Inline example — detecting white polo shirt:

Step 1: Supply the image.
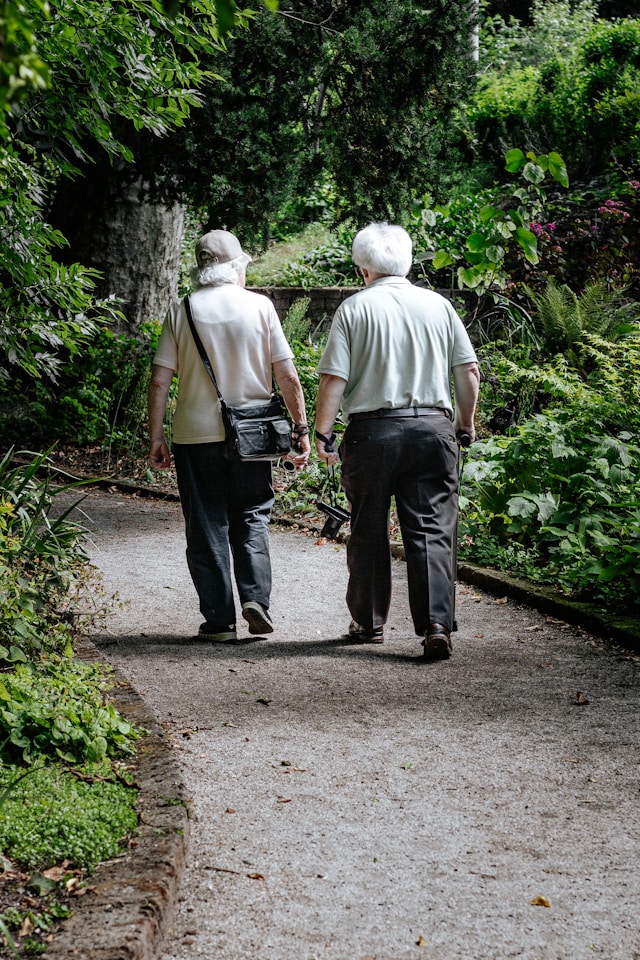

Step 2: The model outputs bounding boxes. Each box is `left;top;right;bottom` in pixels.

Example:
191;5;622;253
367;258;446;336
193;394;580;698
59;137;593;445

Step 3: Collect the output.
153;283;293;444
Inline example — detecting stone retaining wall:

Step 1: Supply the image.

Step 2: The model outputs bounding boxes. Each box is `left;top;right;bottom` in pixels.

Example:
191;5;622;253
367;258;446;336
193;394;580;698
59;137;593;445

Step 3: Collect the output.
248;286;477;337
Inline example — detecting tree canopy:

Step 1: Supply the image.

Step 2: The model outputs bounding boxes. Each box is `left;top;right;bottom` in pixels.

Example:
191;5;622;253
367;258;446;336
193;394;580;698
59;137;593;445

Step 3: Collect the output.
143;0;476;243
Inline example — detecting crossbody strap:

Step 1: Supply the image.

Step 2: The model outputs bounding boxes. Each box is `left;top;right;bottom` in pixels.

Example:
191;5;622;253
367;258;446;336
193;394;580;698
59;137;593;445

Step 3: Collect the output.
183;295;225;402
183;294;281;408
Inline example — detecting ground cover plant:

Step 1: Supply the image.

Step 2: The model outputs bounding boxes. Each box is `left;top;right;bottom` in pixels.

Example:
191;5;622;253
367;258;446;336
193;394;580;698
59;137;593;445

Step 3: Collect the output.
0;454;142;957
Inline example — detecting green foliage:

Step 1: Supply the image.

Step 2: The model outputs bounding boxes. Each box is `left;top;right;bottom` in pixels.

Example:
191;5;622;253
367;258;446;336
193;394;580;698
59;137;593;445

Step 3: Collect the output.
470;9;640;180
282;298;312;344
524;279;640;363
0;894;70;950
463;337;640;608
478;0;598;73
412;149;568;293
0;761;137;869
0;450;91;663
0;0;242;387
0;659;140;766
154;1;477;242
0;323;161;453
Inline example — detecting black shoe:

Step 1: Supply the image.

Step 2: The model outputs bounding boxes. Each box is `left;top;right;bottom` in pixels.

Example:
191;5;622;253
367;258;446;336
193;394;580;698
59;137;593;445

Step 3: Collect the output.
422;623;452;660
346;620;384;643
197;623;237;643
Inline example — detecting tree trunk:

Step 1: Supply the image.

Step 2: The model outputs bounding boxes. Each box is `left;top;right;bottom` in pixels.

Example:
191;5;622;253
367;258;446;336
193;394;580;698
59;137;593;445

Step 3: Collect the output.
51;164;184;332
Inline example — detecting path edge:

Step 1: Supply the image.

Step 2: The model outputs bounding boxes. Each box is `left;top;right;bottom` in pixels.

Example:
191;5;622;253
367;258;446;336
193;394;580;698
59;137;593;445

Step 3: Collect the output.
44;637;189;960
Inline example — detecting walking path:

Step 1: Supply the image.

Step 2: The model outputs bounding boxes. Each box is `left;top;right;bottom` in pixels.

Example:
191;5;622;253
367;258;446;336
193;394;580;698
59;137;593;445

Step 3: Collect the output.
52;489;640;959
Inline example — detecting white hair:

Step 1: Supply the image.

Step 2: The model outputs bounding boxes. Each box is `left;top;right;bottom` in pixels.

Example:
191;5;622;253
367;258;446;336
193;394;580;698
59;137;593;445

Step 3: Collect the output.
352;222;413;277
191;254;251;288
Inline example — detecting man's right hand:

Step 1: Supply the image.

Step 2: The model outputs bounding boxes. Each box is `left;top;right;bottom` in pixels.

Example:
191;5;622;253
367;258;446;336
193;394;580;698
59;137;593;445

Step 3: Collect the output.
315;433;339;466
149;439;172;469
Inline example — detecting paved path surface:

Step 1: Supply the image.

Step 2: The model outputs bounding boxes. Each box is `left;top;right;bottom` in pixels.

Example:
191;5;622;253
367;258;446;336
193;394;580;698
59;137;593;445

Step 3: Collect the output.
81;489;639;960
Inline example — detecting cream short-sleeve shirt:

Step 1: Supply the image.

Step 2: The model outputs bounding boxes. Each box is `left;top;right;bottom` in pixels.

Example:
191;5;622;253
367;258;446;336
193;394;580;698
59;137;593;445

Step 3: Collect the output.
153;284;293;444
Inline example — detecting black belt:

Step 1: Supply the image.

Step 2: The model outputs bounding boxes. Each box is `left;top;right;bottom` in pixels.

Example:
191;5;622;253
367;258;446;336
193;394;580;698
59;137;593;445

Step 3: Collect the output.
349;407;448;421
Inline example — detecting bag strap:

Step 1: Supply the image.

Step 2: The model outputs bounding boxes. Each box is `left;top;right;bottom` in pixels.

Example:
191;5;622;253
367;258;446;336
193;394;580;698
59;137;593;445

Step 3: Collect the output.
183;295;225;403
183;294;284;409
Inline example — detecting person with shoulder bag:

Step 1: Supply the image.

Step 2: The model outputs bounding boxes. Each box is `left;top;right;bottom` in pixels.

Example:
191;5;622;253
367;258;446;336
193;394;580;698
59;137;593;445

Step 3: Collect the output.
148;229;310;643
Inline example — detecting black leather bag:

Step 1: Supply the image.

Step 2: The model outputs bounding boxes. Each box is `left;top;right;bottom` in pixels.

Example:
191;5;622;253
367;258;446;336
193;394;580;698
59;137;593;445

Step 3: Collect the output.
184;296;292;462
222;396;292;462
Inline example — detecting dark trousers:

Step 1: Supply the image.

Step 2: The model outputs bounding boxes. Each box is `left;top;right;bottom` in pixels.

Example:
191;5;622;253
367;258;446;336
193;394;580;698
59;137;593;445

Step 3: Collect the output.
173;442;274;630
340;416;459;635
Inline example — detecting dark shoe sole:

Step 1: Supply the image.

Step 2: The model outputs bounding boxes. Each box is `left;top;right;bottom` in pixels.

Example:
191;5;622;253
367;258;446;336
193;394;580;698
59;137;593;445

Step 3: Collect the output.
196;629;237;643
344;633;384;644
422;633;452;660
242;602;274;635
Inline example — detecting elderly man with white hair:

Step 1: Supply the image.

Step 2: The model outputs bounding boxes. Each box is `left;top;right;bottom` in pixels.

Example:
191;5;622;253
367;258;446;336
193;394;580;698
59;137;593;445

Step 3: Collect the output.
148;229;310;643
315;222;479;660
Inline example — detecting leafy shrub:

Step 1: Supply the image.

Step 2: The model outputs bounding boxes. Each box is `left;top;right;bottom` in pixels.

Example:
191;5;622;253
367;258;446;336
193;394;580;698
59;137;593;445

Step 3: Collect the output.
0;659;141;766
412;148;568;293
0;762;137;869
0;323;160;452
471;13;640;180
462;336;640;608
0;450;91;663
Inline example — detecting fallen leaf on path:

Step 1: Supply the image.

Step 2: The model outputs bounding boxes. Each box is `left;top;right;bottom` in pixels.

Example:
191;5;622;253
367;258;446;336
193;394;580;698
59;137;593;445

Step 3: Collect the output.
19;917;34;937
276;798;291;803
416;935;428;947
42;862;72;881
494;596;508;604
256;697;271;705
226;808;235;814
530;896;551;907
315;537;328;545
247;872;265;880
575;691;590;706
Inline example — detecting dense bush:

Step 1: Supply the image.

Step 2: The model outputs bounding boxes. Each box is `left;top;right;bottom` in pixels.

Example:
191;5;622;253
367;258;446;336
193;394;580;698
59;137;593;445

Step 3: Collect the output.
463;335;640;608
0;323;160;453
469;12;640;180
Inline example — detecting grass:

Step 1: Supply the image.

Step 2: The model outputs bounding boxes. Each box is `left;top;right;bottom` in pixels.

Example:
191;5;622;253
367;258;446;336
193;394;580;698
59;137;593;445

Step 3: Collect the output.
246;223;335;287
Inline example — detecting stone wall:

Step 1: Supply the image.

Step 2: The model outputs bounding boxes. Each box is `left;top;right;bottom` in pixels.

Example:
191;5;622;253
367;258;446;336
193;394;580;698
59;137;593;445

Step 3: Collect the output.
248;287;359;335
248;286;478;337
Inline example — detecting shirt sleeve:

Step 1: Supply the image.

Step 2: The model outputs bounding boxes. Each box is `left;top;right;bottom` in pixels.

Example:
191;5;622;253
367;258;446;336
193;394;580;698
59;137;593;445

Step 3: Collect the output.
450;310;478;367
316;310;351;379
153;302;180;371
269;307;295;363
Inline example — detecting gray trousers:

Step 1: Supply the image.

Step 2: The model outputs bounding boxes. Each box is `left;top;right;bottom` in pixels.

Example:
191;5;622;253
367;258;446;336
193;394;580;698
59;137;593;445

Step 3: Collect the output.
340;416;459;635
173;442;274;631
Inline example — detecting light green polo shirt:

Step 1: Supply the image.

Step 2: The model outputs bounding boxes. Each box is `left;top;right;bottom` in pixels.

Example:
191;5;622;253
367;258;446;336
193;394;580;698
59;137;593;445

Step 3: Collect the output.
317;277;477;419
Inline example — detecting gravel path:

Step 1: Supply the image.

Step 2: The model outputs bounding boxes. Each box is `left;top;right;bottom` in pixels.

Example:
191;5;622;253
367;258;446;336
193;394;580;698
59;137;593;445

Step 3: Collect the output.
83;488;639;960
